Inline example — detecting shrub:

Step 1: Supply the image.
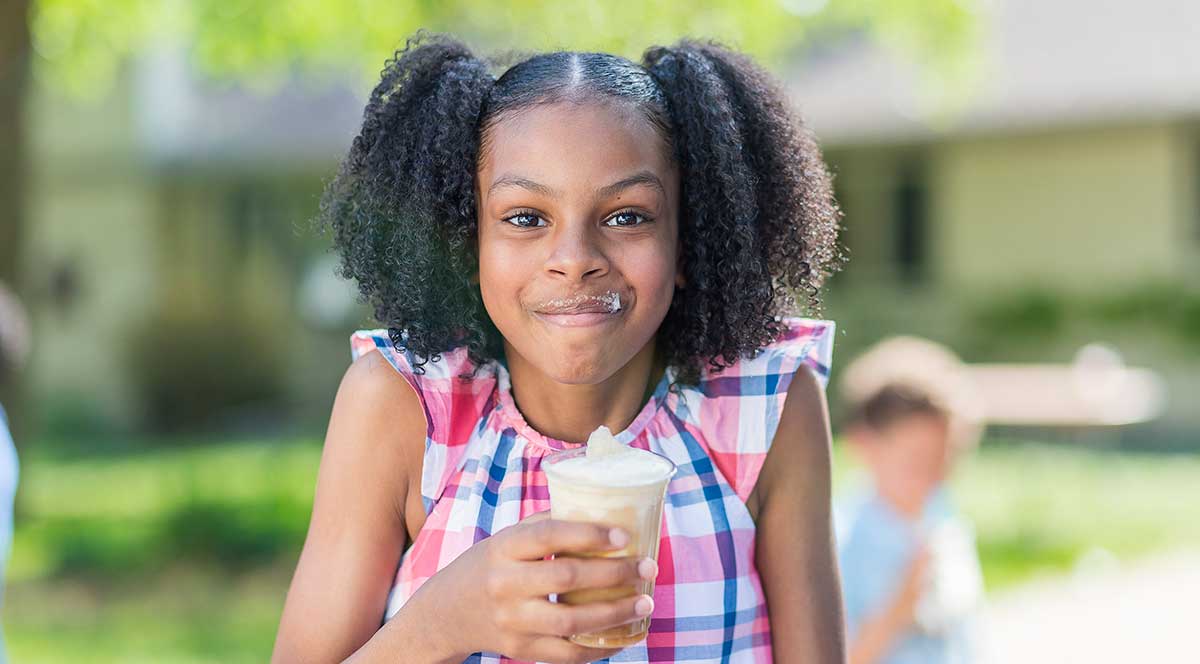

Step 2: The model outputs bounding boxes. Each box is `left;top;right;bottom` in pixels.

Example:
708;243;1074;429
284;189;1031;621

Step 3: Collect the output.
125;295;288;435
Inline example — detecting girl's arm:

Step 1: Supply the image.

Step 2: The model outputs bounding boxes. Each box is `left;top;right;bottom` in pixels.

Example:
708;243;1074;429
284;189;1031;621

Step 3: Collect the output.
751;364;847;664
273;350;652;664
272;349;427;662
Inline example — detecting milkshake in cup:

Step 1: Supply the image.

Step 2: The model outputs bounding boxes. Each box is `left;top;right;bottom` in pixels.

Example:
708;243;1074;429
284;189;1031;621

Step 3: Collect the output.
542;426;676;648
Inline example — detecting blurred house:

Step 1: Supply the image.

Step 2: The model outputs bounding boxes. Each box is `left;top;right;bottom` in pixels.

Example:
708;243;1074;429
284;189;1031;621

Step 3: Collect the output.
787;0;1200;444
23;43;366;434
789;0;1200;293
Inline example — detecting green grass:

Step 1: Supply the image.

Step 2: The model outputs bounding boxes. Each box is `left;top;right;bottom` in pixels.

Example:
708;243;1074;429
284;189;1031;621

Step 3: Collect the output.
7;439;320;663
9;439;318;582
7;562;292;664
5;437;1200;662
951;441;1200;588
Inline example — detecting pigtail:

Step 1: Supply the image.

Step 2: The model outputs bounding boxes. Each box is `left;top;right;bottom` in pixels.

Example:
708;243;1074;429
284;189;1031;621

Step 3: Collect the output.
644;40;843;379
318;32;497;373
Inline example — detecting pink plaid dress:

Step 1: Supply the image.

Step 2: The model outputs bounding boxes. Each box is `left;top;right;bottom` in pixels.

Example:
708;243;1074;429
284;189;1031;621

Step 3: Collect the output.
349;317;836;663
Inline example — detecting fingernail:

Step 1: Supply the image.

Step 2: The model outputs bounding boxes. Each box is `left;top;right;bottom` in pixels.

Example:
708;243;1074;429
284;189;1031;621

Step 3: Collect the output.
635;595;655;616
609;528;629;548
638;558;658;580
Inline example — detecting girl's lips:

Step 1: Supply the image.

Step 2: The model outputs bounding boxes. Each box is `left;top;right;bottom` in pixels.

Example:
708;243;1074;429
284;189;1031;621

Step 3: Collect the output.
533;310;622;328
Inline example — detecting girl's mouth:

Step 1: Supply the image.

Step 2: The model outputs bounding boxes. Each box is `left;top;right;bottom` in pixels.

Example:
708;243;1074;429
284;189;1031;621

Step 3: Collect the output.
532;291;624;327
534;311;620;327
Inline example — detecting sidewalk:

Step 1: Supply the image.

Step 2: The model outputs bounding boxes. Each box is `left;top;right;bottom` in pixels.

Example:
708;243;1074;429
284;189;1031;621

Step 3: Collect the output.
979;549;1200;663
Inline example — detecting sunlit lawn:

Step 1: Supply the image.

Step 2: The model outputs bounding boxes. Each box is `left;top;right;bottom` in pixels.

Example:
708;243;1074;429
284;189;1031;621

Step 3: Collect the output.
5;436;1200;662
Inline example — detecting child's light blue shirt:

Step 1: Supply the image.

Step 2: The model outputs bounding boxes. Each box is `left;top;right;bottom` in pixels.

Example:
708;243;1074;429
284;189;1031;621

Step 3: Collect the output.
835;480;984;664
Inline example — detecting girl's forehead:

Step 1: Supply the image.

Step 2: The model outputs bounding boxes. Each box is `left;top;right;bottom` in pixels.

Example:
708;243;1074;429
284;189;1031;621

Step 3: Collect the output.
478;101;675;189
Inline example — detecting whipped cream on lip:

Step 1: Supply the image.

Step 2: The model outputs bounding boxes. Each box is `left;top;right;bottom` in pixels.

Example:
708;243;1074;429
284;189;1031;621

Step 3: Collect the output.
531;290;625;327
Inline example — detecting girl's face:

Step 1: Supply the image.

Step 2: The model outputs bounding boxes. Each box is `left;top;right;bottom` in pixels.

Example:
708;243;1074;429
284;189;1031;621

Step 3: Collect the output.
476;100;682;385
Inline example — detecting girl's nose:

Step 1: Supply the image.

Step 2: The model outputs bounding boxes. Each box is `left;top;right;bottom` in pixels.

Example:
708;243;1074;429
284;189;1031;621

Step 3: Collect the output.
544;224;610;281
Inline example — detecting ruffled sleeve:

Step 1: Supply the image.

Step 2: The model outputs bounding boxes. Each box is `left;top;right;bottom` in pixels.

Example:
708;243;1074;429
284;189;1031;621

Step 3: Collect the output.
349;330;496;514
689;317;836;502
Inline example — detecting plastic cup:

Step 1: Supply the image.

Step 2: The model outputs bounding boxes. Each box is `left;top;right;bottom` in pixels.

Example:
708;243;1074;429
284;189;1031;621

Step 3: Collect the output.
542;445;676;648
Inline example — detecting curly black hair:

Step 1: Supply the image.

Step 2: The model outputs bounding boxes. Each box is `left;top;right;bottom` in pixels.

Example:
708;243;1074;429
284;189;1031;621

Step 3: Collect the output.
318;31;843;386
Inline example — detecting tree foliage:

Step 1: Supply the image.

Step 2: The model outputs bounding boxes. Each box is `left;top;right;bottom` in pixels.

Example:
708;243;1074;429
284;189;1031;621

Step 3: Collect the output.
30;0;979;98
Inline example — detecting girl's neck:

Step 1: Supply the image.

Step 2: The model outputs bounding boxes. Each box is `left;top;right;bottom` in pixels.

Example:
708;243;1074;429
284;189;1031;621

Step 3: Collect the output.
503;338;665;445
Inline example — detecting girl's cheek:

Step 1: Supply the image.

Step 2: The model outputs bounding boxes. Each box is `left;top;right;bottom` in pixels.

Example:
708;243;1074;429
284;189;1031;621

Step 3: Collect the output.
478;253;536;321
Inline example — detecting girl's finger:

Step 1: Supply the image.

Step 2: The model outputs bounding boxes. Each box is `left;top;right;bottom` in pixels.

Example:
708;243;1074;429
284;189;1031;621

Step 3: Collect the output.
519;593;655;639
499;517;629;561
511;556;654;596
528;636;625;662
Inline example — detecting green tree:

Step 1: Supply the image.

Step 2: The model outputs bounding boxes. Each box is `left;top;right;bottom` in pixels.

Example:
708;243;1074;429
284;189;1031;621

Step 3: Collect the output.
29;0;976;98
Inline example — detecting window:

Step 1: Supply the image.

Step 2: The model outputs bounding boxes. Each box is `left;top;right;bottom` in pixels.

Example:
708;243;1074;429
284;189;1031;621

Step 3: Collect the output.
893;161;928;283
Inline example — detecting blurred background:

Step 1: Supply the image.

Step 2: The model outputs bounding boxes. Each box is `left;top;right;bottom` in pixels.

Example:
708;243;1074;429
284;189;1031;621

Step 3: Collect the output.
1;0;1198;661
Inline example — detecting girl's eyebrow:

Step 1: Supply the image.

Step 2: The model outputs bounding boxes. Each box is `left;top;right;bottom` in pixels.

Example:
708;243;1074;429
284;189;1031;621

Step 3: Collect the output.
595;171;665;201
488;174;558;198
486;170;665;201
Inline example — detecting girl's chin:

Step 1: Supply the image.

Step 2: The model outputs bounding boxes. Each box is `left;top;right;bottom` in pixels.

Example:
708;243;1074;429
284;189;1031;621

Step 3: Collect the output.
532;352;623;386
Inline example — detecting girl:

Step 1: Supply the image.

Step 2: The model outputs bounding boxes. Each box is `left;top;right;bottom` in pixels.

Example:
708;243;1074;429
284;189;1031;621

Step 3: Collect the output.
274;32;845;664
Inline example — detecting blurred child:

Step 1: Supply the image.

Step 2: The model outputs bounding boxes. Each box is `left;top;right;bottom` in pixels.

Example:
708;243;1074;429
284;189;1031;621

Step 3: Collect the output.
835;337;986;664
0;282;30;664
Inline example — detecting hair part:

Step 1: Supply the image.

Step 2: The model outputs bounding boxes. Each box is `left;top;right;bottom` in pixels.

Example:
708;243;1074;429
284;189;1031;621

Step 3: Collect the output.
479;50;673;166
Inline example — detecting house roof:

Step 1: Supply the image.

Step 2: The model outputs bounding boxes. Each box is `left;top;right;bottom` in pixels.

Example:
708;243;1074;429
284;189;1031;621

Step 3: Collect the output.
133;43;365;168
786;0;1200;145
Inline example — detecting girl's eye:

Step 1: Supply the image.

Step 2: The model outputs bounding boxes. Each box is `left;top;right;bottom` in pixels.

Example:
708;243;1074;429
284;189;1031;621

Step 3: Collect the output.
503;213;547;228
604;211;649;227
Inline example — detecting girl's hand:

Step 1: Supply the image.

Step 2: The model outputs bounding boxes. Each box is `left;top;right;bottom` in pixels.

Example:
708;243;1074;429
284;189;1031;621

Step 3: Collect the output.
413;511;658;664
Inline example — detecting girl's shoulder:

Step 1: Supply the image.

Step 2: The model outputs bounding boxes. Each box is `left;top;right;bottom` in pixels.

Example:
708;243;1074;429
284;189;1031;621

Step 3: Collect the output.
677;317;836;503
692;317;836;396
349;329;499;514
350;329;484;382
349;329;498;445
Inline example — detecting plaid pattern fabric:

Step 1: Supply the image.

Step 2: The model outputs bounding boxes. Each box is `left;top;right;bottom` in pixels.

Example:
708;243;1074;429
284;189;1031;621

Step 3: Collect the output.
349;317;836;663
